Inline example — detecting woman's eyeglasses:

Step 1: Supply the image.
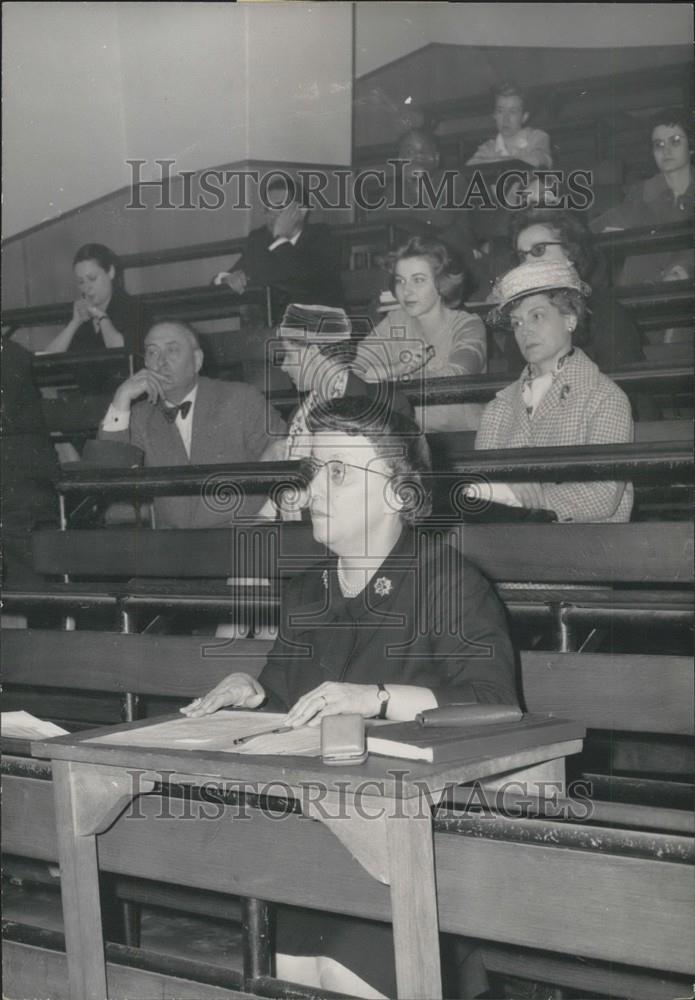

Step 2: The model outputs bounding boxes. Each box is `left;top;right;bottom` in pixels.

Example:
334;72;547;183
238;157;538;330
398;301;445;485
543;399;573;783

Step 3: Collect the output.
517;242;566;263
300;456;390;487
652;135;686;151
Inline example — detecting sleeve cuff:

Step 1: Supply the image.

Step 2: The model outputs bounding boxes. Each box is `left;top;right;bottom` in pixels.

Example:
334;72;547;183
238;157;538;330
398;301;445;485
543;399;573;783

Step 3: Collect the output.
101;404;131;432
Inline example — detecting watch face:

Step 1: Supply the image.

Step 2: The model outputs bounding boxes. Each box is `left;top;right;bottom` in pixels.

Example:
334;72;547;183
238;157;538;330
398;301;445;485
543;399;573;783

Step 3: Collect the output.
377;689;388;702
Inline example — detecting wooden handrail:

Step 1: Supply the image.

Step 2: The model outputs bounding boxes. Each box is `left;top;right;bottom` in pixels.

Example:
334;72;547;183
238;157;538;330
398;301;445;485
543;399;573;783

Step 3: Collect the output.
55;460;305;496
2;285;269;334
264;363;694;409
4;221;692;334
594;221;694;257
52;443;693;498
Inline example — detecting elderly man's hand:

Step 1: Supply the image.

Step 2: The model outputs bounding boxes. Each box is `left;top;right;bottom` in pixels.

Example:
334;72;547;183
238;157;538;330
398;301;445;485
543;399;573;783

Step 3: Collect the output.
113;368;171;410
285;682;379;729
180;672;266;718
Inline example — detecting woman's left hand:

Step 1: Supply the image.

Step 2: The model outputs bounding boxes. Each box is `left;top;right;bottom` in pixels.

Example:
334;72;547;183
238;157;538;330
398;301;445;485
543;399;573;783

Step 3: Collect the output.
285;682;379;728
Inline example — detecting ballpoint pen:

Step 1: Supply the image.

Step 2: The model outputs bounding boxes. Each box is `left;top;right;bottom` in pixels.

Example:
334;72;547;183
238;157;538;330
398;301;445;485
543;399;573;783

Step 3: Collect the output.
232;725;293;746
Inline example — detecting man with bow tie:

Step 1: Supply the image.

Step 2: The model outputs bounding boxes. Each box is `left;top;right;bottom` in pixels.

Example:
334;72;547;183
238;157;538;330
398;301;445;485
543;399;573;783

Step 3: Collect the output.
99;320;286;527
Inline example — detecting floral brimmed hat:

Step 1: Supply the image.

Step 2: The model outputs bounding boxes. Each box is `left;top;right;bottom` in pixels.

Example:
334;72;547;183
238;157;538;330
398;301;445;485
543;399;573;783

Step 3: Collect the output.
490;259;591;323
278;303;352;343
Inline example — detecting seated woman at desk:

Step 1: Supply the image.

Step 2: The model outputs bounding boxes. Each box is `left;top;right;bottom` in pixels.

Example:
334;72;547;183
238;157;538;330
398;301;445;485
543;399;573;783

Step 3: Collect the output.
45;243;150;355
476;258;634;523
355;236;487;433
183;398;517;998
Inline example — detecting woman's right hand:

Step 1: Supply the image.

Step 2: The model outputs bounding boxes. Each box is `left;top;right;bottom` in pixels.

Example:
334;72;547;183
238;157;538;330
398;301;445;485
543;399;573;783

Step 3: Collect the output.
180;673;266;718
72;298;91;324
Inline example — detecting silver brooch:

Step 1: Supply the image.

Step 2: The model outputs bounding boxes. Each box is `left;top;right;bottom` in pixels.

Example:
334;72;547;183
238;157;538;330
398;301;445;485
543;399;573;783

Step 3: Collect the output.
374;576;392;597
560;384;571;401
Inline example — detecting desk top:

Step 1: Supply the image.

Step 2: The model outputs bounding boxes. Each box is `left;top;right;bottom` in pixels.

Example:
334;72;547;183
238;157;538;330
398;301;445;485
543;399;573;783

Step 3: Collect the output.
32;714;585;800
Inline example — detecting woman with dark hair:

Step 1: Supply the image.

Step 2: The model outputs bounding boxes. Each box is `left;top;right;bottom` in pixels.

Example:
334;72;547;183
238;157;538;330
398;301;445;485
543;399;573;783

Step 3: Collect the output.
356;236;487;432
591;107;694;285
477;259;634;523
508;208;644;373
45;243;150;355
183;396;516;998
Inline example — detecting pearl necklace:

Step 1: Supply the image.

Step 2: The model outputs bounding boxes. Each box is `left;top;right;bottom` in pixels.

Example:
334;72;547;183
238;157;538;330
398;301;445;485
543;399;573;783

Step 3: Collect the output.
337;561;366;598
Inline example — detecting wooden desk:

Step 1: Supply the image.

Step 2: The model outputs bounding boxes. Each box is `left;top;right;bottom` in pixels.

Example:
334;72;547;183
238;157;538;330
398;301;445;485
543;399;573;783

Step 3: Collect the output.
33;716;584;1000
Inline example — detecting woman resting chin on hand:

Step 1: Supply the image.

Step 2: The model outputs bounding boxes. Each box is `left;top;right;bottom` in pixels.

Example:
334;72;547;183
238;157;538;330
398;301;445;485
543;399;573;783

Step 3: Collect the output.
45;243;149;355
181;398;517;1000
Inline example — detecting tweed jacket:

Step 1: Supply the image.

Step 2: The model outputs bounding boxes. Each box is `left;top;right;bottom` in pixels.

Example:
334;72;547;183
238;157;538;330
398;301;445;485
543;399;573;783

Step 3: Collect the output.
99;376;286;528
475;348;633;522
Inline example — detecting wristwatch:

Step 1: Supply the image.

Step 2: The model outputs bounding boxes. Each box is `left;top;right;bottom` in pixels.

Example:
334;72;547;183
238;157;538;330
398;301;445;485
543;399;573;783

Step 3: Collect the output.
376;683;390;720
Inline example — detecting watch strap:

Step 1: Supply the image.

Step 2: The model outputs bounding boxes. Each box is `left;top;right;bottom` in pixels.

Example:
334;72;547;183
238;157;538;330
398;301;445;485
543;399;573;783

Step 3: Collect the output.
377;682;390;720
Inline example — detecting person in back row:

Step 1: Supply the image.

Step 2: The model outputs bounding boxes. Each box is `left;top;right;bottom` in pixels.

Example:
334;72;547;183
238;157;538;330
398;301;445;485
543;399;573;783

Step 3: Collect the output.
591;107;694;286
355;236;487;433
212;174;344;314
476;259;633;523
46;243;150;356
467;82;553;169
376;127;480;264
98;320;286;527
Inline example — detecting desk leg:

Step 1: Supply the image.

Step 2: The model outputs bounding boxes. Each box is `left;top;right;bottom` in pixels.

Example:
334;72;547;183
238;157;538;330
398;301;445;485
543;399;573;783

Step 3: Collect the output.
308;791;443;999
385;802;443;1000
53;761;108;1000
52;761;146;1000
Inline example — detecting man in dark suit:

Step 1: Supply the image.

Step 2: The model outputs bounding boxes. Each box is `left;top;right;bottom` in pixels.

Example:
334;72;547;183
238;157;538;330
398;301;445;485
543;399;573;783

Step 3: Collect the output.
99;320;286;527
213;175;344;312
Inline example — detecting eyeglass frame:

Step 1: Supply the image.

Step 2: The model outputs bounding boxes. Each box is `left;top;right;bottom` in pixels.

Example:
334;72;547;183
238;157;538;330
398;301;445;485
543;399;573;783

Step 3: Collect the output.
300;455;392;487
652;134;687;151
517;241;567;263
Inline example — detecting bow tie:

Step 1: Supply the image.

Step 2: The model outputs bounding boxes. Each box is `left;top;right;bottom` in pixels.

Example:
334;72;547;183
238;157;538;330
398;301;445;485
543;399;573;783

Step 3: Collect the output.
161;400;192;423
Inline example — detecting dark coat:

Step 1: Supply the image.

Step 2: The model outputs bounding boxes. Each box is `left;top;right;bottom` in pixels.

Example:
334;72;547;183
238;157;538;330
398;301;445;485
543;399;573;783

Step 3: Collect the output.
233;223;344;310
259;525;517;712
69;288;151;357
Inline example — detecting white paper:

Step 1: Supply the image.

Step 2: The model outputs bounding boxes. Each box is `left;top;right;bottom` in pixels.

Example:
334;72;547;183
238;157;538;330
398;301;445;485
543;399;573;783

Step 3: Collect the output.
85;710;321;755
1;711;69;740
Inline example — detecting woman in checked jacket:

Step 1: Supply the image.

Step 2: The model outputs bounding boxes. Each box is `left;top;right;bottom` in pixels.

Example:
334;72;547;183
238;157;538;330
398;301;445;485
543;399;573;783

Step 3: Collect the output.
476;258;634;522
